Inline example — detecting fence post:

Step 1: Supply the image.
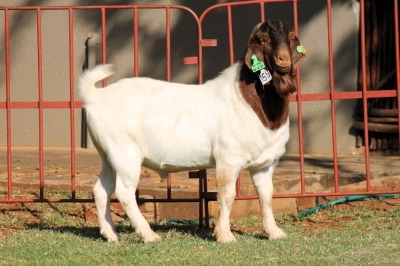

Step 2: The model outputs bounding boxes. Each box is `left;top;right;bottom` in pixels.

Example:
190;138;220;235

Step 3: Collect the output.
81;32;100;148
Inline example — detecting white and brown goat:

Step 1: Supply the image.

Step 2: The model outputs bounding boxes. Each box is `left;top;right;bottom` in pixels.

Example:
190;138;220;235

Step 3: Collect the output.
79;19;306;243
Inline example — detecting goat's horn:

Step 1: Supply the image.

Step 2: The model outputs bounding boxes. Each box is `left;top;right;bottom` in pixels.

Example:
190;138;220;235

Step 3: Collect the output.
248;23;263;40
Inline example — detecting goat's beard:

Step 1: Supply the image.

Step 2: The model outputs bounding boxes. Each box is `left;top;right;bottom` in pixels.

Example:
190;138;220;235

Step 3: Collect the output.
272;71;296;97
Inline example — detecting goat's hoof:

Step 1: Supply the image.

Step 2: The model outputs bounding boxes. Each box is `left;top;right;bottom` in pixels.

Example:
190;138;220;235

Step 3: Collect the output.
141;231;162;243
101;231;120;243
216;232;237;243
268;228;287;240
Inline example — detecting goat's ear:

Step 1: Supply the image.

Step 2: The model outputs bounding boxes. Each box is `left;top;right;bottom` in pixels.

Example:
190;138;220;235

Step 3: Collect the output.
244;43;264;70
244;23;265;70
289;31;306;69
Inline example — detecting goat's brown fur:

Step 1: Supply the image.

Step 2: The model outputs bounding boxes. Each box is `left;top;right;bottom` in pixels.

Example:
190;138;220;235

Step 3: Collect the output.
239;19;305;130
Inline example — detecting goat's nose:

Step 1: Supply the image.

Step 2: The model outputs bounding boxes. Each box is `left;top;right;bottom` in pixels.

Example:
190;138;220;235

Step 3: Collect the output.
277;52;290;64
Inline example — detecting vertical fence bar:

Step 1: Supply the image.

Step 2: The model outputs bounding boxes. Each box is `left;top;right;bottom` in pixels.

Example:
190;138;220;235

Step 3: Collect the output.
359;0;372;191
5;8;12;200
133;7;139;77
236;177;242;198
326;0;340;192
167;175;172;199
198;170;204;227
101;8;107;87
132;8;140;199
69;8;76;199
165;7;172;199
37;8;45;199
166;7;171;81
196;15;205;226
204;173;211;228
292;0;306;194
227;5;234;65
394;0;400;150
197;27;203;85
259;2;265;22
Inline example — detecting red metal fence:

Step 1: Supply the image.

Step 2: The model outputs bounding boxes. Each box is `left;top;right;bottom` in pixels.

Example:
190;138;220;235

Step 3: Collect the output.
1;0;399;225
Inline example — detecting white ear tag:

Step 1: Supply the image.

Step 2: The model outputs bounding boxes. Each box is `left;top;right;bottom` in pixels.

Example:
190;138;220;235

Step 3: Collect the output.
259;69;272;85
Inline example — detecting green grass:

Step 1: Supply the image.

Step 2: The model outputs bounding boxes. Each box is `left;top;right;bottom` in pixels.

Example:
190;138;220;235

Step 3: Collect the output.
0;200;399;265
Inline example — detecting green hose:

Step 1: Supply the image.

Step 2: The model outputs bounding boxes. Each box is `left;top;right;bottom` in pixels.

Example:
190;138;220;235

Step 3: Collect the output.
298;194;397;218
159;218;199;225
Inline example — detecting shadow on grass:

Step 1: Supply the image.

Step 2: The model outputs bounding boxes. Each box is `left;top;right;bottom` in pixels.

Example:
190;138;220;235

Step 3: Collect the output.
6;201;280;243
22;219;287;243
25;222;218;242
148;223;216;242
18;200;274;242
26;224;101;241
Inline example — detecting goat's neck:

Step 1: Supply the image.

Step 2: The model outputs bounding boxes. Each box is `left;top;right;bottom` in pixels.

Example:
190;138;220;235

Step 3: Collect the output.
239;64;290;130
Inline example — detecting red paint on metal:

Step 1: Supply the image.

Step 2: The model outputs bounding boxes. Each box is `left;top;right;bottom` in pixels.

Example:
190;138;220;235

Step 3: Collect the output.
227;6;234;65
3;101;83;108
236;175;242;198
36;8;45;200
5;8;12;200
133;8;139;77
359;0;372;192
166;7;171;82
326;0;340;193
260;2;265;22
288;90;397;102
292;0;306;195
200;39;218;47
183;56;199;65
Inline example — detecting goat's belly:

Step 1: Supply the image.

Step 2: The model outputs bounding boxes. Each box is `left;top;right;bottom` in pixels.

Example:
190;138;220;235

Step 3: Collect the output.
141;135;215;172
143;150;215;172
140;115;215;171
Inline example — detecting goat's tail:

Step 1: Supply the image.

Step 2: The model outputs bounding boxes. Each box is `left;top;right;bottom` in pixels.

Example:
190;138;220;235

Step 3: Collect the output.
79;64;114;104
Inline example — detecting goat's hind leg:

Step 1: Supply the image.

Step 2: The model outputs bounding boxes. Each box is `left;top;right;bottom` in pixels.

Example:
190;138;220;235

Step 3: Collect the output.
112;151;161;243
251;166;287;240
93;158;120;243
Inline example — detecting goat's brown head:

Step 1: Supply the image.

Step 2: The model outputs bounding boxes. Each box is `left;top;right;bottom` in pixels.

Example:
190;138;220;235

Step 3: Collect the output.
243;19;306;96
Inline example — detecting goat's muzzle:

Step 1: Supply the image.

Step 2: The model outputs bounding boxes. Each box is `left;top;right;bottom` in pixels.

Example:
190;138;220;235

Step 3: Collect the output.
274;47;291;67
274;44;306;75
272;46;291;74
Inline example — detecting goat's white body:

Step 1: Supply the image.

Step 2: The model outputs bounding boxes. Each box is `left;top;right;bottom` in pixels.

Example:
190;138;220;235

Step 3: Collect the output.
80;63;289;243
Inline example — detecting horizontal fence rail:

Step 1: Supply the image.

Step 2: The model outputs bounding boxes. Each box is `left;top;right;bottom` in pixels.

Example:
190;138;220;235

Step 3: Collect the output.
1;0;399;226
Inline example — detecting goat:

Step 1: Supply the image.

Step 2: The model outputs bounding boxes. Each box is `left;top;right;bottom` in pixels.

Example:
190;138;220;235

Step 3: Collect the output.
79;19;306;243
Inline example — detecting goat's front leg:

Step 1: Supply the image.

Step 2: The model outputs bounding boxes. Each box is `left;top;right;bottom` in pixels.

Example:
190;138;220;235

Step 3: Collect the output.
214;167;239;243
251;166;287;240
93;158;119;243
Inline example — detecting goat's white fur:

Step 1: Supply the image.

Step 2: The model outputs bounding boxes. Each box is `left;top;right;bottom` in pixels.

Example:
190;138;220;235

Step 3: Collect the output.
80;63;289;243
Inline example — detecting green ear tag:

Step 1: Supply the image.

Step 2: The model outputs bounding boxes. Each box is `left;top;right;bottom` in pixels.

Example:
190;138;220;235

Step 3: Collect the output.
296;45;306;55
251;55;265;73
